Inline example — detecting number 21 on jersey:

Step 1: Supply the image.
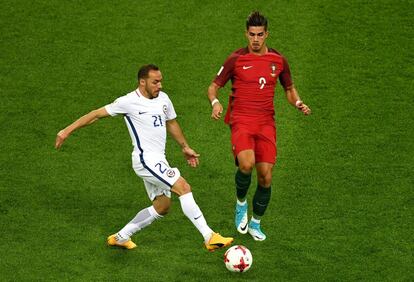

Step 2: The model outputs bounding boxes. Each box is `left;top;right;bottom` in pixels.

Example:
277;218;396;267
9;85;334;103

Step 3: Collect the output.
152;115;163;127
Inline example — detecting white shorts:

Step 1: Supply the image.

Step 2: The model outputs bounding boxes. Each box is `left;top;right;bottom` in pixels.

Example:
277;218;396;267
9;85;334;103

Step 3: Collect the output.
132;154;181;201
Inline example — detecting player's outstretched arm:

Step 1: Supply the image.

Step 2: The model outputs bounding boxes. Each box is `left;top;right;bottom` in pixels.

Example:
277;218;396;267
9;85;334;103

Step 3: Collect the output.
166;119;200;167
285;86;311;115
207;82;223;120
55;107;110;149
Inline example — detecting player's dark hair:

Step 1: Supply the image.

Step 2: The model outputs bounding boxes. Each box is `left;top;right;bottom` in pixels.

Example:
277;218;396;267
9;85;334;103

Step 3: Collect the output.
246;11;268;31
138;64;159;80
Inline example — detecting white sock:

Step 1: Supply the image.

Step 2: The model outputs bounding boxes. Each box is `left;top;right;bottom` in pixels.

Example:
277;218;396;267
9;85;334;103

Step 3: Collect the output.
179;192;213;243
117;206;162;242
237;199;247;206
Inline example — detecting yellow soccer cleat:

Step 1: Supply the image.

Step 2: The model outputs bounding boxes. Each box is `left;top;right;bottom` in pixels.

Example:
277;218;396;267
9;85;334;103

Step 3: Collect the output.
107;234;137;250
205;233;234;252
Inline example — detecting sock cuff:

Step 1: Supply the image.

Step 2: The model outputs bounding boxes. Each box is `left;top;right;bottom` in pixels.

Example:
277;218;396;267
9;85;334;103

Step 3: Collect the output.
237;199;247;206
257;185;271;192
148;205;163;219
237;169;252;178
179;192;193;201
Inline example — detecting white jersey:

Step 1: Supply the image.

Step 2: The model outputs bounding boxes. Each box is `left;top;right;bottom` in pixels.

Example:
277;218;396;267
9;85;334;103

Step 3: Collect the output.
105;89;177;161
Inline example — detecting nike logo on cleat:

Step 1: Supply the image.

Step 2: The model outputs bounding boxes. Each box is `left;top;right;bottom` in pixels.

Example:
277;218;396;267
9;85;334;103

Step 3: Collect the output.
240;223;248;231
210;243;224;247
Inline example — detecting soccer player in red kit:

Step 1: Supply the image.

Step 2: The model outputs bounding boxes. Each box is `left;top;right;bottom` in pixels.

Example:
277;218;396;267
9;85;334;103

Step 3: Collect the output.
207;11;311;241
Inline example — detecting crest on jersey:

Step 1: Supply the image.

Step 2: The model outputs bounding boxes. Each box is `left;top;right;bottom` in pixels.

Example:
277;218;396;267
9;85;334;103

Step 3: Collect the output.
163;105;167;114
166;169;175;178
270;63;277;77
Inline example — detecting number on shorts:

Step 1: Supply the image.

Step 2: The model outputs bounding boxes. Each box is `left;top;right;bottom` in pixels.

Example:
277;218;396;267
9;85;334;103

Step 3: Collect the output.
155;162;167;173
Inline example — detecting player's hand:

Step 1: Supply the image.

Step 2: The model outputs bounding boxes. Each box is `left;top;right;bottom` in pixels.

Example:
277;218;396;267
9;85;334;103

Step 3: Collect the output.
55;130;69;149
211;103;223;120
296;101;311;115
182;146;200;168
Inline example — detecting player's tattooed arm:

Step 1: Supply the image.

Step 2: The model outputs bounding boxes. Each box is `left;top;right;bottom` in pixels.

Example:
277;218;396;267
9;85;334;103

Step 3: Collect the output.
166;119;200;167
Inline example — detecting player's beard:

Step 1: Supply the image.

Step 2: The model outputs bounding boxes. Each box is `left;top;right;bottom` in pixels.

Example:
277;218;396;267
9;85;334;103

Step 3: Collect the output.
251;42;261;52
152;90;160;98
145;85;160;99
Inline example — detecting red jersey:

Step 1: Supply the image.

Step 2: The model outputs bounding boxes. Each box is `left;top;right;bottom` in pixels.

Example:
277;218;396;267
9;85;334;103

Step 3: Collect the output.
214;47;293;125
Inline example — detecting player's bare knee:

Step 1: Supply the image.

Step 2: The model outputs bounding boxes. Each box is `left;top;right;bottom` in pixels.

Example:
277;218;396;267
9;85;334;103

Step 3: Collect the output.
153;196;171;215
238;162;255;174
153;202;170;215
171;177;192;196
182;182;192;194
155;205;170;215
258;174;272;187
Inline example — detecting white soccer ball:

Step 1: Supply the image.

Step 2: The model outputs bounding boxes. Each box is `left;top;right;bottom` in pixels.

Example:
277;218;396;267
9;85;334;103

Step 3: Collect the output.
224;245;253;273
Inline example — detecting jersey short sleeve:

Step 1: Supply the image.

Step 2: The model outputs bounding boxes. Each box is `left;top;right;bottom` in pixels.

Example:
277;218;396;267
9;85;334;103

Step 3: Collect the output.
105;95;130;116
164;95;177;121
213;53;239;87
279;56;293;89
213;48;249;87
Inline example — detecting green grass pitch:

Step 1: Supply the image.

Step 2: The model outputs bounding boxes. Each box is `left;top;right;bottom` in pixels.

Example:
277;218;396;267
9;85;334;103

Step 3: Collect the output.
1;0;413;281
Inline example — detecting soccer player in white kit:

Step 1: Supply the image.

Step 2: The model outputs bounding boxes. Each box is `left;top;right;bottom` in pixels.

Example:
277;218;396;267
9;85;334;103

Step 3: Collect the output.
55;64;233;251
